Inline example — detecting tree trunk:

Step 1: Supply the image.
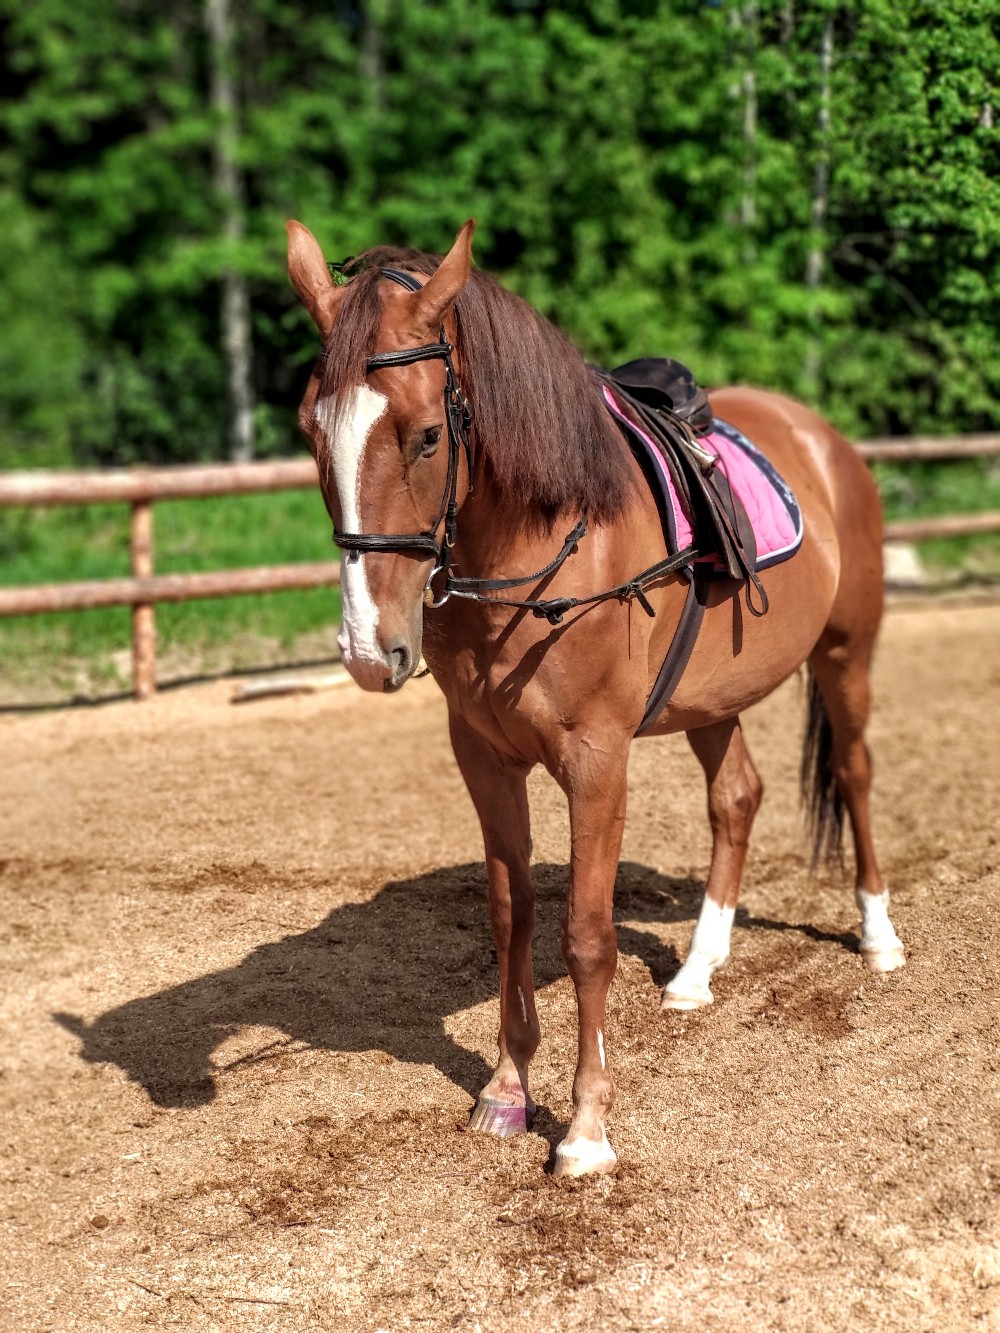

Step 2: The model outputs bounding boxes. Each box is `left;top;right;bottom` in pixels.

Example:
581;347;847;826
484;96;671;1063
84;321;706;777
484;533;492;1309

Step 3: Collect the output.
804;15;833;395
729;1;758;263
206;0;254;462
362;0;386;116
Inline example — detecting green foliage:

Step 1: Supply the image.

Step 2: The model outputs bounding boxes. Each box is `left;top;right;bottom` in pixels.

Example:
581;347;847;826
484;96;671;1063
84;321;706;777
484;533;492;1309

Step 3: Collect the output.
824;0;1000;435
0;189;88;469
0;0;998;468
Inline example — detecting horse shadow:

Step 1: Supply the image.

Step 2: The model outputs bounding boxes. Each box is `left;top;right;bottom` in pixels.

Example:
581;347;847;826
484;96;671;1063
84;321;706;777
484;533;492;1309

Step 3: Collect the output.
53;859;853;1114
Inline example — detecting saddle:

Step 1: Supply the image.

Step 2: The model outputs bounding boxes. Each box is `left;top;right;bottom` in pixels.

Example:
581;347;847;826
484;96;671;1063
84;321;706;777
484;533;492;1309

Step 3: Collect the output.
609;356;714;433
604;358;760;591
600;358;784;733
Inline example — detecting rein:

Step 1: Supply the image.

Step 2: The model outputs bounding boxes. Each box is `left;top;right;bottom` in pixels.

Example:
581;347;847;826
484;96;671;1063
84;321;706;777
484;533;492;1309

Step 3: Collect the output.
444;518;699;626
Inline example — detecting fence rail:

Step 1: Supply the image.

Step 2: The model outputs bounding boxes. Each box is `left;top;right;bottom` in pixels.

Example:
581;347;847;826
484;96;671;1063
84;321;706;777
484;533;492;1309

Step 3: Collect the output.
0;562;343;616
854;434;1000;463
853;434;1000;542
0;458;319;508
0;457;331;699
1;435;998;699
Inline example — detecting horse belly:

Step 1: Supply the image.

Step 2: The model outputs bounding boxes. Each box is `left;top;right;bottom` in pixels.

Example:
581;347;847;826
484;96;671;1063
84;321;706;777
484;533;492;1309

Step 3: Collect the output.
653;560;837;732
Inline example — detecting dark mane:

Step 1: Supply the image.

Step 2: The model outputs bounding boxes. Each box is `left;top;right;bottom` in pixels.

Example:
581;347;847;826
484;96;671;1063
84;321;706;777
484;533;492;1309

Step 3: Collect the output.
318;246;635;523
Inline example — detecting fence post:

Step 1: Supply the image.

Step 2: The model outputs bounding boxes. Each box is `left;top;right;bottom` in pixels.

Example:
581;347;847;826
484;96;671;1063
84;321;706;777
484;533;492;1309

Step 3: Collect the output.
131;500;156;699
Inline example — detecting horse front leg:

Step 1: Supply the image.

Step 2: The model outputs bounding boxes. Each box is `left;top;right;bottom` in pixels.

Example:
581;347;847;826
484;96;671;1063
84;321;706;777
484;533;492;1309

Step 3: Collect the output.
552;738;629;1177
449;712;540;1136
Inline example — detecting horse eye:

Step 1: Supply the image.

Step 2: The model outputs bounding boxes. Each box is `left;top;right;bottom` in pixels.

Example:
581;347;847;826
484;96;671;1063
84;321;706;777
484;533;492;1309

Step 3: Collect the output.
421;425;443;456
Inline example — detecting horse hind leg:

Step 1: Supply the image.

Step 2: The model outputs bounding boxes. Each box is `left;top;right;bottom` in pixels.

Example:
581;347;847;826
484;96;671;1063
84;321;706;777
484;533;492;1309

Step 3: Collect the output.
804;638;905;973
663;718;762;1010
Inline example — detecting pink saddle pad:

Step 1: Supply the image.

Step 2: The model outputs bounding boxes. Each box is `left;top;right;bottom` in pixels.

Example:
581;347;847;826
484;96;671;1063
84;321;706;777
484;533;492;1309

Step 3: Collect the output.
602;386;803;571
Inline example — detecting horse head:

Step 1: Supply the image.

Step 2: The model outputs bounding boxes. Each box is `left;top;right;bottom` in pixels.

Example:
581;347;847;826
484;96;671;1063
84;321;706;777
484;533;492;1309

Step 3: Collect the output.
287;219;476;692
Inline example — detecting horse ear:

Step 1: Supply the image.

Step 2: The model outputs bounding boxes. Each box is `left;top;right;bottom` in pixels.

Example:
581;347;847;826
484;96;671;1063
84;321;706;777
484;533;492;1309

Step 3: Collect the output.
286;220;344;338
412;219;475;331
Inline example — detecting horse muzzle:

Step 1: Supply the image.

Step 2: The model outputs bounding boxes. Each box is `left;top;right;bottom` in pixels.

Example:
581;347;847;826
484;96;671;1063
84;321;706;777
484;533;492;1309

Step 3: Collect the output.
338;628;419;693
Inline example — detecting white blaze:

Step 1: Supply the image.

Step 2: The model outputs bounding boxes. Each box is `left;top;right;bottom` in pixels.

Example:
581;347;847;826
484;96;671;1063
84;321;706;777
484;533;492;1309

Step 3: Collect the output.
315;386;389;669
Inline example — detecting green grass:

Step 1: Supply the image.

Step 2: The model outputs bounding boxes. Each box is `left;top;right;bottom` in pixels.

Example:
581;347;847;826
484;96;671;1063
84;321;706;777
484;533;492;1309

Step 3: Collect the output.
874;456;1000;578
0;456;997;698
0;487;343;688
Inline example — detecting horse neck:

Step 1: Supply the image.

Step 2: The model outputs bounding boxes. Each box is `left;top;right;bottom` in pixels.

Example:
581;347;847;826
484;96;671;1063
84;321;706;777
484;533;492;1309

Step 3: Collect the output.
453;466;538;578
450;302;632;565
452;400;628;578
450;463;592;591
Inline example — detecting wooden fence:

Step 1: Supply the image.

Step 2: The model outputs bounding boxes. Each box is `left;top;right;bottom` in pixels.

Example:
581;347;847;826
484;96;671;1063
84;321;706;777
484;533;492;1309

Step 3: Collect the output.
0;459;328;700
1;436;998;699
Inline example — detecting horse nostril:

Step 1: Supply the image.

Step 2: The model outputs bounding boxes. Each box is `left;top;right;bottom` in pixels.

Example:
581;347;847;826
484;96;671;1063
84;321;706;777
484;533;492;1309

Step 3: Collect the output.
387;643;412;686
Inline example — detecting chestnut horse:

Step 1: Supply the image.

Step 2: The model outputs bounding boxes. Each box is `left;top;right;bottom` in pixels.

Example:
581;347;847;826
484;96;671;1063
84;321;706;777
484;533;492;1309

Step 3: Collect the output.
286;219;905;1177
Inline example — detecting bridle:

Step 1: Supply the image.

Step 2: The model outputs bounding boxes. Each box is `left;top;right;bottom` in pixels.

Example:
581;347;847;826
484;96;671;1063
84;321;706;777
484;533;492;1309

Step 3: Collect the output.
331;267;474;609
328;264;699;626
324;260;770;731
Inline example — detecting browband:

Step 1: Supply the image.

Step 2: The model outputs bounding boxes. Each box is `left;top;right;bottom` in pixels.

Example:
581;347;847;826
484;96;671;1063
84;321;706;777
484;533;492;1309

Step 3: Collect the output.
367;341;453;371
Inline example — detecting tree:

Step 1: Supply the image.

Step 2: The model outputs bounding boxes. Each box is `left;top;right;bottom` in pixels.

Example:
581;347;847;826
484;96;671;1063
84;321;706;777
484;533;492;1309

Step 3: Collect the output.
206;0;255;461
0;0;996;470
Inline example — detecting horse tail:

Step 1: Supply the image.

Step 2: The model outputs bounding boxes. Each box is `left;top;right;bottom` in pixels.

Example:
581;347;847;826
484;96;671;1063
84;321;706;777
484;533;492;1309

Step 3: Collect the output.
800;670;845;872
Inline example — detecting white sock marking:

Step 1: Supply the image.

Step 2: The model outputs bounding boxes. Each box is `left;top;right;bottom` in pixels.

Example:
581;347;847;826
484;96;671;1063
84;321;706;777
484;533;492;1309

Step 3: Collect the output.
665;897;735;1004
555;1124;617;1175
857;889;904;954
687;897;735;963
315;387;388;670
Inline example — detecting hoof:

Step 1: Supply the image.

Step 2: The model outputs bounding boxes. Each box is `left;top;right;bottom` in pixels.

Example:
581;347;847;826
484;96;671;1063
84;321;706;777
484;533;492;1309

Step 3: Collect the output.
553;1128;617;1178
862;946;906;974
661;953;724;1012
661;985;714;1011
468;1096;533;1138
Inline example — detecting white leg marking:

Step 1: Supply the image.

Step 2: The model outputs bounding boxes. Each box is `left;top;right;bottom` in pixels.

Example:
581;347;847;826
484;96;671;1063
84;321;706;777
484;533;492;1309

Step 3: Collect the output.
315;388;388;674
597;1029;606;1070
857;889;906;972
554;1124;617;1178
662;898;735;1010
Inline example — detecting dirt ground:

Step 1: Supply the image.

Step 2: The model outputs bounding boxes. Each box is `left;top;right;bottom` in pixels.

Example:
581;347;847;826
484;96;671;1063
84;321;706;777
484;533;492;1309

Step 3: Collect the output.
1;602;998;1332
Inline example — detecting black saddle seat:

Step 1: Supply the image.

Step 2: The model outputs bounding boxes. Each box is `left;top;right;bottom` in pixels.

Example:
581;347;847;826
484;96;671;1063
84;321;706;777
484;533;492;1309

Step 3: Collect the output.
609;357;714;436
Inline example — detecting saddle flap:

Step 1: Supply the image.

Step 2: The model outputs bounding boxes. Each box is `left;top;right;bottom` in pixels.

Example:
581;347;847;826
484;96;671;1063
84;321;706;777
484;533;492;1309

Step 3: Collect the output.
703;468;758;578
